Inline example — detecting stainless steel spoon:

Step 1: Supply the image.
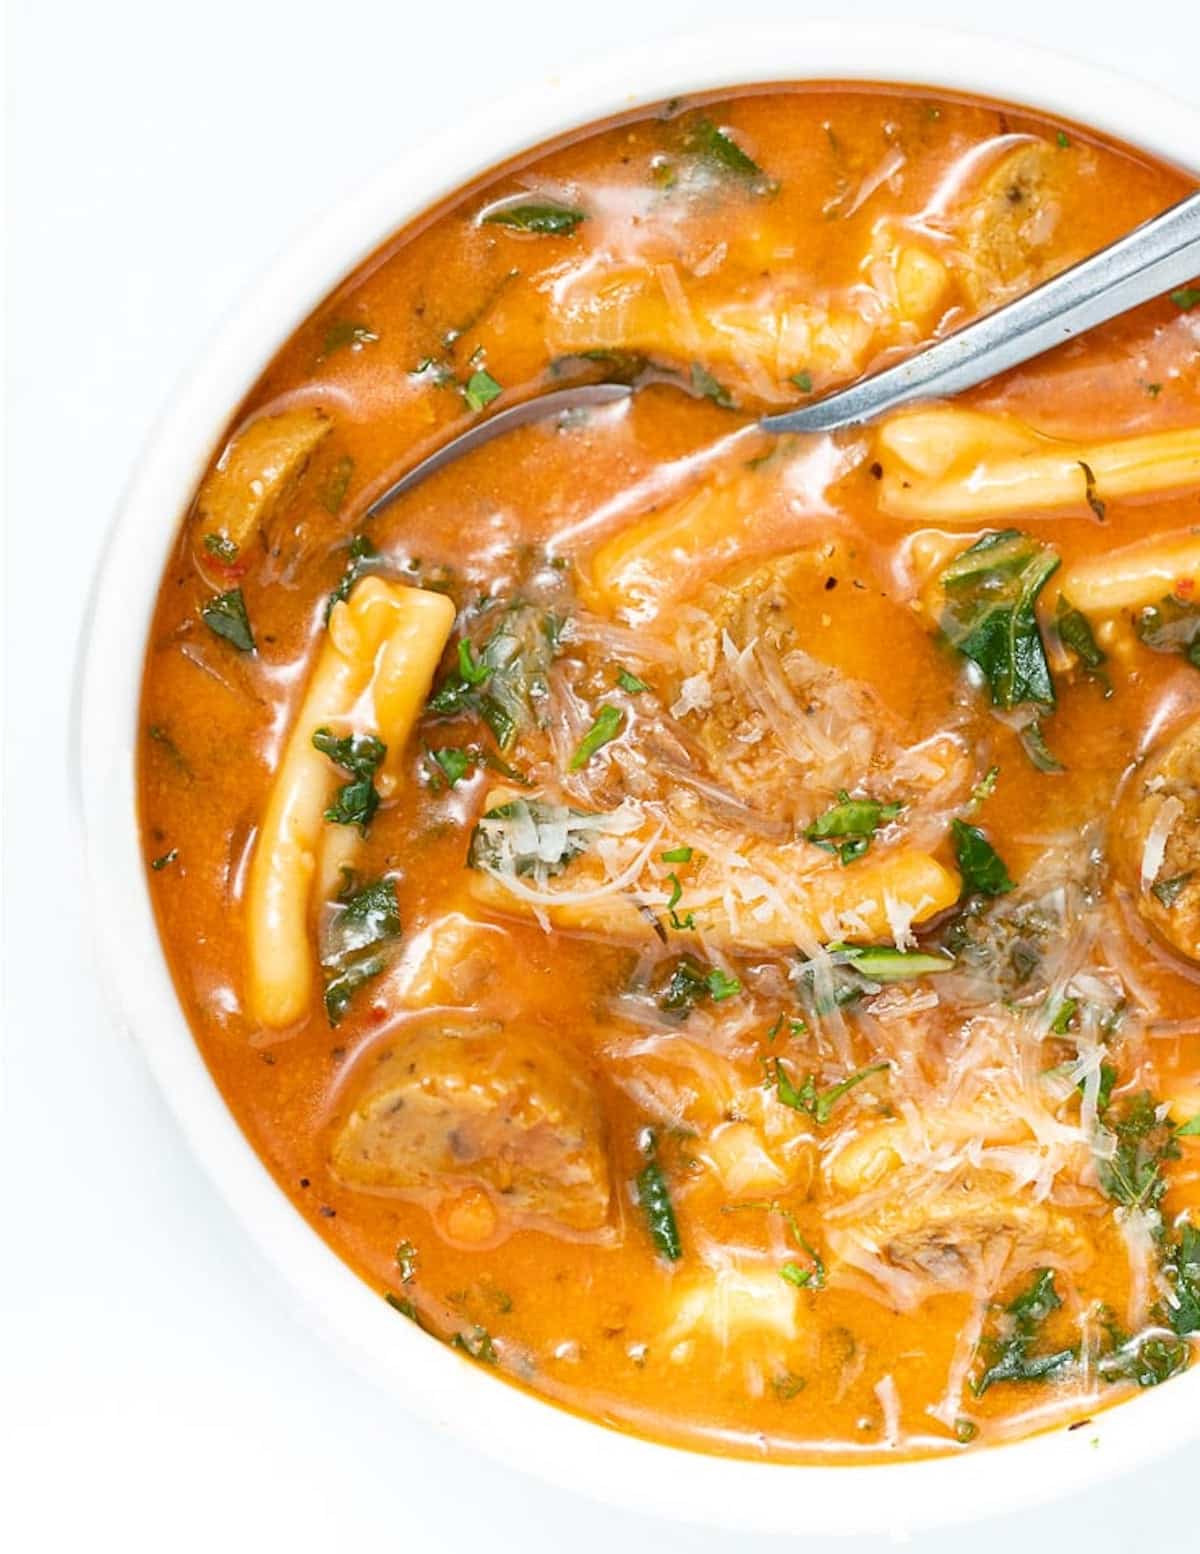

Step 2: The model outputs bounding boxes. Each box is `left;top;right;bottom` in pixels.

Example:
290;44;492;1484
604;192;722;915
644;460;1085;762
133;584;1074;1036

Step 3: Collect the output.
365;190;1200;521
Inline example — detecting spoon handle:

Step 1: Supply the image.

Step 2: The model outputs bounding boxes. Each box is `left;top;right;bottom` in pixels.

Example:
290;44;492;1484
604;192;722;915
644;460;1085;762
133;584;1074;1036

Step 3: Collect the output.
762;190;1200;436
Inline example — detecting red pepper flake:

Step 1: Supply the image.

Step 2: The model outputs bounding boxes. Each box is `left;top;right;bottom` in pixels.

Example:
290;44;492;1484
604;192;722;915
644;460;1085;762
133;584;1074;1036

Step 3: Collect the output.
1178;576;1195;598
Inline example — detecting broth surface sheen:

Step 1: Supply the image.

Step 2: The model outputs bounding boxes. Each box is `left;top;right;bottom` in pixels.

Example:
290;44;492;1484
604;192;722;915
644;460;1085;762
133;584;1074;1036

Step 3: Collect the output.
139;84;1200;1462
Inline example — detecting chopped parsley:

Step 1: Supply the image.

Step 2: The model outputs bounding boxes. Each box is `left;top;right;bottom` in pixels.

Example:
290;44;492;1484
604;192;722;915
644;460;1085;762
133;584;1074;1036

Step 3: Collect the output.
657;954;741;1016
1152;871;1194;909
1171;286;1200;311
664;872;695;931
682;117;775;192
325;535;380;622
203;532;239;563
790;369;813;393
428;605;560;753
769;1057;890;1125
201;587;255;653
569;704;625;769
689;362;733;406
462;368;502;412
805;790;903;865
451;1326;499;1364
661;845;693;864
615;666;649;693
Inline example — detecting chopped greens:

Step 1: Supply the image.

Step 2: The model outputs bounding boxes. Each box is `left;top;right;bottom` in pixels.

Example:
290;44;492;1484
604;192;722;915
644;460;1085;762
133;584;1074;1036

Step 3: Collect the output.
1152;871;1194;909
320;876;402;1025
451;1326;499;1364
951;818;1014;897
972;1269;1075;1395
428;746;474;787
1164;1222;1200;1336
462;369;503;412
150;848;178;871
203;532;239;563
689;362;733;407
1055;595;1108;690
635;1137;682;1261
1134;594;1200;668
805;790;902;865
657;954;741;1016
770;1057;890;1125
661;845;693;864
468;797;635;878
1096;1090;1179;1222
312;727;387;835
322;319;379;357
616;666;649;694
201;587;256;653
1018;719;1065;773
1170;285;1200;311
828;943;955;981
428;605;560;752
683;117;774;192
569;704;625;769
318;455;354;516
664;872;695;931
939;530;1059;710
790;370;813;393
481;200;586;235
325;535;380;622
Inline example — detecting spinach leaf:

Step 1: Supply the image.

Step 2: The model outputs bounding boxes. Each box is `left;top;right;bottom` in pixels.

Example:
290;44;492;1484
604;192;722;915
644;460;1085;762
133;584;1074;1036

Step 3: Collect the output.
951;818;1014;897
1097;1091;1180;1222
972;1269;1075;1395
1099;1331;1190;1387
1134;594;1200;668
635;1145;682;1261
683;117;774;191
312;727;387;835
1055;595;1108;686
805;791;903;865
320;876;402;1025
482;200;586;235
318;455;355;516
201;587;256;653
428;605;560;752
322;319;379;357
1165;1222;1200;1336
939;530;1059;710
325;535;380;621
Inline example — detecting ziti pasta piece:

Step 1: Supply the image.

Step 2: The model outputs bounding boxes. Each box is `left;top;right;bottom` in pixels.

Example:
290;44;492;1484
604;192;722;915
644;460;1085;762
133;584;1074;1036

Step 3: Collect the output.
1058;532;1200;614
875;407;1200;522
465;788;960;949
245;578;455;1027
194;405;331;565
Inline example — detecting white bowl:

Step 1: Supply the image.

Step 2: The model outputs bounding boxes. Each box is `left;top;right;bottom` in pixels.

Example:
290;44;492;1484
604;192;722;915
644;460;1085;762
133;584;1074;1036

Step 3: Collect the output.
76;20;1200;1537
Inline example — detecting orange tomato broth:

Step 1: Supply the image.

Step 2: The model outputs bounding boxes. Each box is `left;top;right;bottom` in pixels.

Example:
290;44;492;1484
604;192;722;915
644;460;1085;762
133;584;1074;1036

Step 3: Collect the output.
138;84;1200;1462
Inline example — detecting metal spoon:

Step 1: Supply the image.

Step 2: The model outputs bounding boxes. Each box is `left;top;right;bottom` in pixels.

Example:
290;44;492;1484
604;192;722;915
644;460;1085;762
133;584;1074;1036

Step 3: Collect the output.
366;190;1200;520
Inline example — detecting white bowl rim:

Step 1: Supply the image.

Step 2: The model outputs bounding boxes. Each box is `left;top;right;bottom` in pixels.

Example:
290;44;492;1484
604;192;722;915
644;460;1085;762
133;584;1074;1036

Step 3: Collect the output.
75;18;1200;1538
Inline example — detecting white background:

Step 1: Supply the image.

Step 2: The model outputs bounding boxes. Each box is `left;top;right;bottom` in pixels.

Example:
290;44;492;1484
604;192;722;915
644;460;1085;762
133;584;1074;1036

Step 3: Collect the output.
3;1;1197;1549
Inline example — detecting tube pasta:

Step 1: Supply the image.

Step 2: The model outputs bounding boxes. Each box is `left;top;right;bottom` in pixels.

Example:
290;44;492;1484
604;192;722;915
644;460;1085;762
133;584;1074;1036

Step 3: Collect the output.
194;406;331;561
1058;532;1200;615
875;407;1200;522
245;578;455;1027
466;788;959;950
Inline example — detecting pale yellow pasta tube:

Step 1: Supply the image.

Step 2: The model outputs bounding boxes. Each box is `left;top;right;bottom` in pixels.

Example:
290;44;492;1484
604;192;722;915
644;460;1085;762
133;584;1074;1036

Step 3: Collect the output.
245;578;455;1028
466;788;960;950
583;467;764;619
1058;532;1200;615
875;407;1200;522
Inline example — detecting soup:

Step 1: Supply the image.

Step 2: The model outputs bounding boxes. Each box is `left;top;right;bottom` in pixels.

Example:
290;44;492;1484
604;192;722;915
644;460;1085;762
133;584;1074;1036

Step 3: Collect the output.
138;85;1200;1461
